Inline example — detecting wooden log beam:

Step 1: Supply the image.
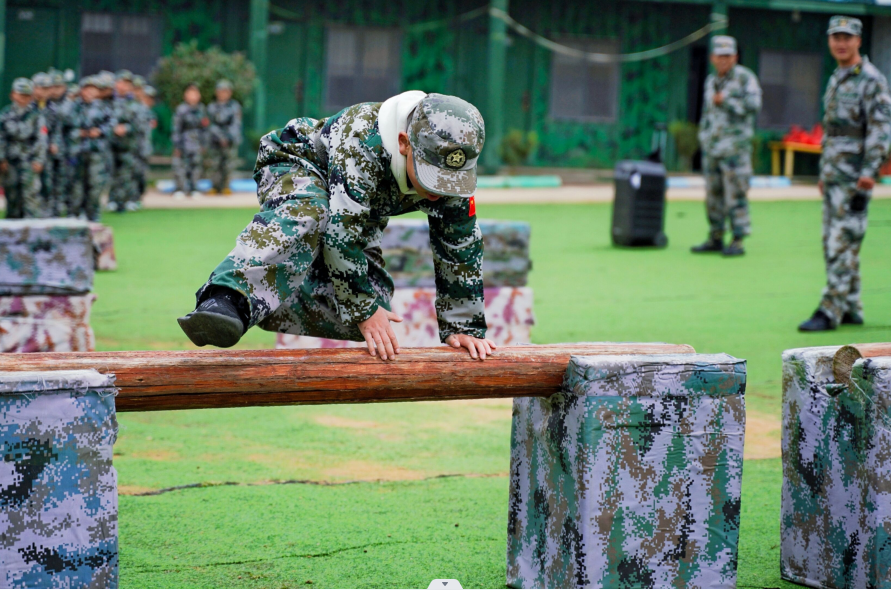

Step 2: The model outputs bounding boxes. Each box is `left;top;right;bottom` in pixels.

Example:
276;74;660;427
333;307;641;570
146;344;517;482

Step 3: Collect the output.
832;343;891;387
0;343;694;412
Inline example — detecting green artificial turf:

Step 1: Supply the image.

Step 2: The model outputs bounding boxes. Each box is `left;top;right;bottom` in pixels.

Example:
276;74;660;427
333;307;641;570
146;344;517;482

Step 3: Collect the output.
94;198;891;588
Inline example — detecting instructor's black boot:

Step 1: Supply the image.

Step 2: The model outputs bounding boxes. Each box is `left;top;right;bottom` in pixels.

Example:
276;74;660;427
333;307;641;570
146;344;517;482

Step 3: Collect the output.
691;237;723;253
841;311;864;325
798;309;835;332
178;287;248;348
722;239;745;257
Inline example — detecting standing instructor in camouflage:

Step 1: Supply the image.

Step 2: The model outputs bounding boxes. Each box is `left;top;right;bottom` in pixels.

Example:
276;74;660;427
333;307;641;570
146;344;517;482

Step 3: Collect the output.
799;16;891;332
693;35;762;256
178;92;495;360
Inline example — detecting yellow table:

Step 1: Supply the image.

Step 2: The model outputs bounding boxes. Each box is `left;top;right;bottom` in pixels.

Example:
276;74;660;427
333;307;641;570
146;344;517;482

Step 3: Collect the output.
769;141;823;177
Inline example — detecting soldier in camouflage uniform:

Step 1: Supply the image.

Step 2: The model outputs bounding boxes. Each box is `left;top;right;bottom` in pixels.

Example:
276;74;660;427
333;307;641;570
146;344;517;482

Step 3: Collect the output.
108;71;143;212
693;36;762;257
800;16;891;331
134;79;157;202
0;79;47;219
205;79;242;194
71;77;115;222
178;91;496;360
31;73;61;217
49;70;77;216
172;83;208;198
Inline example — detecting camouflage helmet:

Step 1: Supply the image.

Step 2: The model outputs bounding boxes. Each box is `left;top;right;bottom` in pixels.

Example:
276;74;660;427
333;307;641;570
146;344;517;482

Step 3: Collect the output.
216;79;233;91
32;72;53;88
828;15;862;36
12;78;34;95
115;69;133;82
711;35;737;56
408;93;485;198
132;75;146;89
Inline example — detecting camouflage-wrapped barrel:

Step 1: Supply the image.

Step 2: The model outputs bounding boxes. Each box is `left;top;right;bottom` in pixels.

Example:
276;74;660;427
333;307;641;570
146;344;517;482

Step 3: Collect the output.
0;219;94;295
781;347;891;588
0;295;96;352
88;223;117;271
0;370;118;588
382;219;531;288
277;286;534;349
508;353;747;589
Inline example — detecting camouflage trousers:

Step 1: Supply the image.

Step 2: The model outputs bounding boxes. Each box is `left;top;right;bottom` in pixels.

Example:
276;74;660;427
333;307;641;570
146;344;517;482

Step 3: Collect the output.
704;153;752;240
135;155;148;201
3;160;45;219
51;156;71;216
73;152;108;222
109;149;139;208
173;148;202;193
818;182;869;325
205;144;235;192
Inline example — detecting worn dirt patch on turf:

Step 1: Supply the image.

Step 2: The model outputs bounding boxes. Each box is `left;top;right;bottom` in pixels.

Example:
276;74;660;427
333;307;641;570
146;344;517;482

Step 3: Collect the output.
744;410;782;460
322;460;428;481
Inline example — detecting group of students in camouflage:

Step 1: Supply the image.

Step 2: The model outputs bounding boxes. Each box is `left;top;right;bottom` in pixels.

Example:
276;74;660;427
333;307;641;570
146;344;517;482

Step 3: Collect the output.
694;16;891;332
0;69;157;221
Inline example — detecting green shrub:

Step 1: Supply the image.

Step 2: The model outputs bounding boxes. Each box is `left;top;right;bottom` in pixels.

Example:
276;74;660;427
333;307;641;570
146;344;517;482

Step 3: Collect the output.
499;129;539;168
153;41;256;112
668;120;700;172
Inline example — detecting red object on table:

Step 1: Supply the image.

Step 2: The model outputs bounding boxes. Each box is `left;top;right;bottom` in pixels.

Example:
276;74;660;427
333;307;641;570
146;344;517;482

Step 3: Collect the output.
783;124;822;145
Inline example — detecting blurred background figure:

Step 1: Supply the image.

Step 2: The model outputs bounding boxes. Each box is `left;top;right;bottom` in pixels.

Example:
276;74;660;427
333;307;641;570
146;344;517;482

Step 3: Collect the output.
0;78;46;219
72;76;114;222
172;83;207;199
205;79;242;195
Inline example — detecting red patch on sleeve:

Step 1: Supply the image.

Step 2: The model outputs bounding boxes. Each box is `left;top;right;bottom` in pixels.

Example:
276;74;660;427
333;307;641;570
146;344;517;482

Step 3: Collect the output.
468;196;476;217
41;126;48;135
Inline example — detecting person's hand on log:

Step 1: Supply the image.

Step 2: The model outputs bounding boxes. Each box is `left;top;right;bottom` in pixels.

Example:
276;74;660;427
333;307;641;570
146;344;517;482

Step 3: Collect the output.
358;306;403;361
446;334;497;360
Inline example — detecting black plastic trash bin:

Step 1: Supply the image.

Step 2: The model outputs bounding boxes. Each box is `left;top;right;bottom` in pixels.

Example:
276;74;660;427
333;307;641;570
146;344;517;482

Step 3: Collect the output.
611;160;668;247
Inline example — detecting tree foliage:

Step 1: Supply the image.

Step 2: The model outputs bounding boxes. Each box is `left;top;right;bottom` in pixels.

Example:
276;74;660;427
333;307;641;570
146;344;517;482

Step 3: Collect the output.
499;129;540;168
153;41;256;110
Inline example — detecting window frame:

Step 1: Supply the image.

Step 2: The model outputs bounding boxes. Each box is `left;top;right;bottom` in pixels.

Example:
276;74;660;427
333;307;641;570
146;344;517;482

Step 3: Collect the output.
548;37;621;123
323;25;403;114
756;48;824;131
80;11;163;77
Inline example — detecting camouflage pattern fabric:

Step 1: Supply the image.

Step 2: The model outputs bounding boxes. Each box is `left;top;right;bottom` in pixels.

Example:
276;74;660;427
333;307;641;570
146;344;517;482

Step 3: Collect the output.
0;294;96;352
109;95;143;209
89;222;117;271
277;286;533;349
381;219;531;288
0;369;118;588
206;99;242;192
135;101;156;200
781;347;891;588
199;103;486;343
0;104;48;219
35;101;60;217
172;102;207;193
817;57;891;326
0;219;94;295
72;98;114;221
698;64;761;240
50;96;78;215
508;353;746;589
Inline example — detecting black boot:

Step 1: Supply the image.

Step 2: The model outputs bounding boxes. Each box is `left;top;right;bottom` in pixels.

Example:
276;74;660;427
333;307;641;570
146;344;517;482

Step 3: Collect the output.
841;311;864;325
722;239;745;257
798;309;835;332
691;236;723;253
178;287;248;348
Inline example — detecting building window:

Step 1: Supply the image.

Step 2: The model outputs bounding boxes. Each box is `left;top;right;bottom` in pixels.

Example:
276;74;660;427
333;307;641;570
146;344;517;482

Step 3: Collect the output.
758;50;822;129
81;12;162;77
549;39;620;122
325;26;402;114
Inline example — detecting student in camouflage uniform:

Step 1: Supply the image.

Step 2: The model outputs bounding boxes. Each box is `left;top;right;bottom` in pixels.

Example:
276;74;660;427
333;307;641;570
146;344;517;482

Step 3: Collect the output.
0;79;47;219
72;77;115;222
172;83;208;198
799;16;891;331
178;92;495;361
205;79;242;194
31;73;61;217
134;79;157;202
49;70;77;216
693;35;762;257
108;70;143;212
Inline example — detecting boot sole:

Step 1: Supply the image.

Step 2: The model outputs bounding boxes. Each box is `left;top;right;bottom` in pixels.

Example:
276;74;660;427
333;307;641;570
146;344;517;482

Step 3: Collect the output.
691;249;723;254
177;311;244;348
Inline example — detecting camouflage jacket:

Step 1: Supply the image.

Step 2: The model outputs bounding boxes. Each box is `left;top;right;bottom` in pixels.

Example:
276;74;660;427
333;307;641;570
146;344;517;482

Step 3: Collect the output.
172;103;208;152
207;99;242;147
111;94;142;152
820;56;891;182
36;100;64;159
0;103;47;165
698;64;762;158
136;102;156;159
254;103;486;340
50;96;78;159
72;98;115;155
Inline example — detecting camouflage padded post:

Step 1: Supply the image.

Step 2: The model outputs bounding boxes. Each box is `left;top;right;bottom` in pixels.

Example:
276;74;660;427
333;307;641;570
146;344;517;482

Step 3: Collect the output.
781;347;891;588
0;219;94;295
88;222;117;271
0;294;96;352
381;219;532;288
508;353;746;589
0;369;118;588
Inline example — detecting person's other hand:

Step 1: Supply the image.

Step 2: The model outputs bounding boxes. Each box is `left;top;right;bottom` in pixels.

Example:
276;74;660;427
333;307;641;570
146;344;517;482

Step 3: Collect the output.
818;180;823;195
714;92;724;106
856;176;875;191
49;144;58;155
358;306;403;361
0;161;8;173
89;128;101;138
31;162;43;173
113;124;127;137
173;148;181;158
445;334;497;360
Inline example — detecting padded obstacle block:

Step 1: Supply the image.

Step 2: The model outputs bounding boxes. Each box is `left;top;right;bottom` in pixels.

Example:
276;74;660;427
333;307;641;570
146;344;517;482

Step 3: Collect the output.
277;286;534;349
0;370;118;588
88;223;117;271
781;347;891;588
0;295;96;353
0;219;94;295
381;219;531;288
507;353;747;589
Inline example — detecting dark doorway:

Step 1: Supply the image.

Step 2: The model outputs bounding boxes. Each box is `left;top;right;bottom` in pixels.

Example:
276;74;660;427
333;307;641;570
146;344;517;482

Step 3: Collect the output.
688;44;708;172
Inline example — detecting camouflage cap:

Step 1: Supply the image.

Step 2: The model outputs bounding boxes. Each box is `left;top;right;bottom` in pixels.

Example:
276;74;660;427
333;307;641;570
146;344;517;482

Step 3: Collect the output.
115;69;133;81
408;93;485;198
144;85;157;98
132;75;146;89
216;79;233;91
711;35;737;56
49;70;65;86
32;72;53;88
828;15;862;36
12;78;34;95
97;70;115;87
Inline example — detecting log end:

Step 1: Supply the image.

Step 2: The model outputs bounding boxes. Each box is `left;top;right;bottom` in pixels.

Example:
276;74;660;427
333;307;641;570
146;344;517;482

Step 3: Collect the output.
832;345;864;388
